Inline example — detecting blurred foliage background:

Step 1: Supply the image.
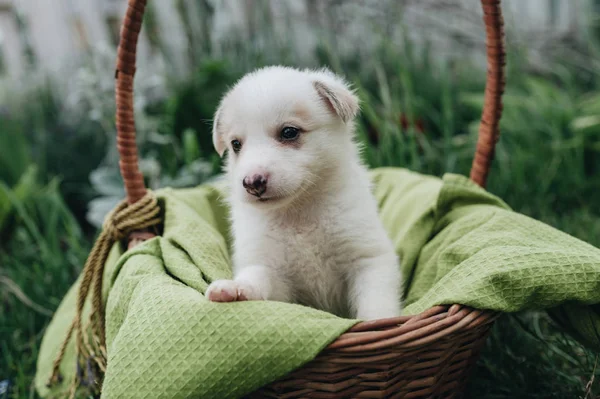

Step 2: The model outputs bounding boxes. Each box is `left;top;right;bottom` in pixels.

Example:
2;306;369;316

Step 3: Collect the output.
1;1;600;398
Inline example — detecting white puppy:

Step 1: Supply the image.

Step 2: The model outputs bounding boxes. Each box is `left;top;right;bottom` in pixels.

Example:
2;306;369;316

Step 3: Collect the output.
205;66;402;320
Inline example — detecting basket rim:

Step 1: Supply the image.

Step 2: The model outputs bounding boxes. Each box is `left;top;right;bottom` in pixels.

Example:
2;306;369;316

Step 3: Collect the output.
328;305;499;352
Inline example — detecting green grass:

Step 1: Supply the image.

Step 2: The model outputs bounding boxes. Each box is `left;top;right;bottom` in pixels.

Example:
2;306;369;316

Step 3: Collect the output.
469;312;599;399
2;11;600;398
1;171;88;397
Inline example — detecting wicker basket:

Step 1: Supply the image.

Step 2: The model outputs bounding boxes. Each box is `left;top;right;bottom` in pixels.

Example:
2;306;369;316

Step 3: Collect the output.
113;1;506;397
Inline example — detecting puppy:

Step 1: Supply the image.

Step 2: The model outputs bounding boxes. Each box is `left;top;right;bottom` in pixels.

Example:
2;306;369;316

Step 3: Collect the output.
205;66;402;320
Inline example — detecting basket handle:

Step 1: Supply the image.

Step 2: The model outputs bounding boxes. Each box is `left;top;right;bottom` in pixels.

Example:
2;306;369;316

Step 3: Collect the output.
114;0;505;205
470;0;506;188
115;0;148;205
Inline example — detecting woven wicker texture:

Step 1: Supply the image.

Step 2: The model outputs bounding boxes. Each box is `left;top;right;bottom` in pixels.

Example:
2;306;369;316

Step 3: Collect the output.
470;0;506;187
249;306;497;399
116;0;148;204
109;0;506;397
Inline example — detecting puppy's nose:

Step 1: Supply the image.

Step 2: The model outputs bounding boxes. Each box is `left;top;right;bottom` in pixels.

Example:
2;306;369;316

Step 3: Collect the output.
243;174;268;197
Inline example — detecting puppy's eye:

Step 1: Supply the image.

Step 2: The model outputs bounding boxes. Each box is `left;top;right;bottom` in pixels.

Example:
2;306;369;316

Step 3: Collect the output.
231;139;242;153
280;126;300;141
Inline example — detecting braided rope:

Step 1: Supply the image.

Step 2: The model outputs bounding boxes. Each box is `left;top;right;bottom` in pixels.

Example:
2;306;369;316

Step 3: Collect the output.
47;192;161;397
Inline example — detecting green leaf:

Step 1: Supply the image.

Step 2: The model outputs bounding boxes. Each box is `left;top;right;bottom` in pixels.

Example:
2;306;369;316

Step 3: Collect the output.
182;128;201;166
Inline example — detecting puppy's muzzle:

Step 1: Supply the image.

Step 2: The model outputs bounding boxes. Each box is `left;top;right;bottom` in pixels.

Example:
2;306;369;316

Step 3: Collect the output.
243;174;268;197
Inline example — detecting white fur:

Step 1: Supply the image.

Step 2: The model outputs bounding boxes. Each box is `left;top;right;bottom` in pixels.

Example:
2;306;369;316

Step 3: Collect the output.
205;66;402;320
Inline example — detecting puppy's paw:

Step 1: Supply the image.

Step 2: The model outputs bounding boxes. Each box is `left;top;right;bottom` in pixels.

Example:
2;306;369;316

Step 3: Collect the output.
205;280;264;302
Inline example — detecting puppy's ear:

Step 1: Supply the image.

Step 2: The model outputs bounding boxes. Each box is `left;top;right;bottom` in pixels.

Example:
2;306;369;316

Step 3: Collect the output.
212;103;226;157
311;69;359;123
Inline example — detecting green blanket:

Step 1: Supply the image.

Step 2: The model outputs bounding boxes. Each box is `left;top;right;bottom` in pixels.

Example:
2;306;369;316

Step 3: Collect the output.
35;168;600;398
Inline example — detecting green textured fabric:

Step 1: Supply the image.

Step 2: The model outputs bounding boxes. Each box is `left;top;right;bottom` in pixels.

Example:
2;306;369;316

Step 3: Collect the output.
35;167;600;398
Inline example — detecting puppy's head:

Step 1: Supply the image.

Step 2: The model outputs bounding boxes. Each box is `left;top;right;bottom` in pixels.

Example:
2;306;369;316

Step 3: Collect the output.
213;66;359;209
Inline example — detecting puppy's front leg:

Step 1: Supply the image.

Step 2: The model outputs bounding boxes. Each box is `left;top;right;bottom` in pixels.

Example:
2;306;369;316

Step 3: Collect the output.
206;265;291;303
349;253;403;320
